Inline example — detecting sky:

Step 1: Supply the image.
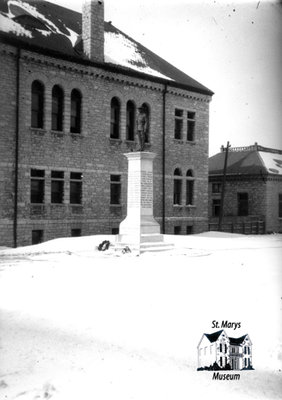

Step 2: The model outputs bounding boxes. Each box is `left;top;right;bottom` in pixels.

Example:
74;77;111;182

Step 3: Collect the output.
50;0;281;155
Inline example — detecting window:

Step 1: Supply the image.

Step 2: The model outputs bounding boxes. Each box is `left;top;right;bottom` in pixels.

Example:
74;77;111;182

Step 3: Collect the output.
173;168;182;205
187;111;195;141
212;183;222;193
225;344;227;353
51;171;64;204
212;199;221;217
32;230;43;245
126;101;135;141
52;85;64;131
186;169;194;205
110;175;121;205
186;225;193;235
71;228;81;237
174;109;183;139
112;227;119;234
110;97;120;139
30;169;45;203
238;192;249;216
279;194;282;218
31;80;44;128
70;172;82;204
219;356;222;367
245;358;247;367
219;343;222;352
70;89;82;133
174;225;181;235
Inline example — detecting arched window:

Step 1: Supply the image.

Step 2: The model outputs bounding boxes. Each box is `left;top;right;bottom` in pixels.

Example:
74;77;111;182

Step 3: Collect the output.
31;80;44;128
186;169;194;205
110;97;120;139
70;89;82;133
126;100;135;141
141;103;150;143
173;168;182;205
52;85;64;131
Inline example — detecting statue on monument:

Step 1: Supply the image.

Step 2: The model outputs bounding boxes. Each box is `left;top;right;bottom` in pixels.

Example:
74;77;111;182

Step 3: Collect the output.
136;106;148;151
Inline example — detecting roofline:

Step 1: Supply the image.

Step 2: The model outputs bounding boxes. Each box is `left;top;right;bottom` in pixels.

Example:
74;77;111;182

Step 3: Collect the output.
203;329;225;343
0;33;214;96
209;172;281;179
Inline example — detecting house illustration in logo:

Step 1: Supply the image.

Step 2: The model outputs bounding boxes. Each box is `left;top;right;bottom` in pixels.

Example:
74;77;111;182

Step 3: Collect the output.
197;330;253;370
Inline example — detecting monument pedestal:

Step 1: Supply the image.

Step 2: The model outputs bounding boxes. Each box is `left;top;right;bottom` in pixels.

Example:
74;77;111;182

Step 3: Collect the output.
116;152;173;253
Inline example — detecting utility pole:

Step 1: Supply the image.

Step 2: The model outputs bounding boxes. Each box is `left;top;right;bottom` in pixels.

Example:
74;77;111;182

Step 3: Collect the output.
218;141;231;231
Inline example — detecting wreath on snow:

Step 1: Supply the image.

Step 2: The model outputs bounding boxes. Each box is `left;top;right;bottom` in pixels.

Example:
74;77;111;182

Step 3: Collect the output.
98;240;111;251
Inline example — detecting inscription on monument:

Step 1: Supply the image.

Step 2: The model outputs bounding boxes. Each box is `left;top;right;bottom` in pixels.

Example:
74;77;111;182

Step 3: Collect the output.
141;171;153;208
128;170;140;207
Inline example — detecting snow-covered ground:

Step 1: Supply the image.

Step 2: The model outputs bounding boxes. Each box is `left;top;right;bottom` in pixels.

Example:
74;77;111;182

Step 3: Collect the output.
0;232;281;400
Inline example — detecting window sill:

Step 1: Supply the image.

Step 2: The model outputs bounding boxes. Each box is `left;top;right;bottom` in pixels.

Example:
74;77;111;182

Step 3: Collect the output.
30;127;46;135
70;132;83;138
173;204;183;208
30;204;46;215
110;204;122;208
51;130;65;137
185;205;196;209
173;139;184;144
109;138;122;145
186;140;196;145
125;140;137;150
70;204;83;214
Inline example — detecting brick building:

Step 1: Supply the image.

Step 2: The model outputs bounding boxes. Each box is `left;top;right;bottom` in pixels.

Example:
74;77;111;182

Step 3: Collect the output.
209;144;282;234
0;0;213;247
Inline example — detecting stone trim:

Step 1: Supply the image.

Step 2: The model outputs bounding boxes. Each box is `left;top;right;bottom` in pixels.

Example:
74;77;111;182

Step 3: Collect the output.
1;45;211;102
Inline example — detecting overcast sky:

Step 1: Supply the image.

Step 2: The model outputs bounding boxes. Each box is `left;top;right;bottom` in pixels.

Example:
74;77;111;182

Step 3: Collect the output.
52;0;281;156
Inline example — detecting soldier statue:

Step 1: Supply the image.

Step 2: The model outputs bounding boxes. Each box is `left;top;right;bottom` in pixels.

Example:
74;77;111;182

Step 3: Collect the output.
136;106;148;151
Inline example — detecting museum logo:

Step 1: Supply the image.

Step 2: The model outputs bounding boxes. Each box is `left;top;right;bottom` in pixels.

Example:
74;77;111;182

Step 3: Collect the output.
197;325;254;379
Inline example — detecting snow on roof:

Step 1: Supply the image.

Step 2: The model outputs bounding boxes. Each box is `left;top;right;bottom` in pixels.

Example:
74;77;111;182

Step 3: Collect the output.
7;0;77;42
209;146;282;176
0;0;213;94
104;32;172;80
9;0;61;33
258;151;282;175
0;11;32;37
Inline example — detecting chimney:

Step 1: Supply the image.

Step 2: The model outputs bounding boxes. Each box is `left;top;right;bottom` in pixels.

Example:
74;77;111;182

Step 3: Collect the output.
82;0;104;63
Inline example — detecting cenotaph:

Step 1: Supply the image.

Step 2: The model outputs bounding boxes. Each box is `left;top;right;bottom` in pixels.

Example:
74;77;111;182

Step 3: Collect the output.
116;151;173;253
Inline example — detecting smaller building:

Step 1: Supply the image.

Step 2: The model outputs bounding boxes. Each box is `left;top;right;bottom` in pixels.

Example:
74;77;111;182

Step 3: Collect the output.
209;143;282;234
197;329;253;370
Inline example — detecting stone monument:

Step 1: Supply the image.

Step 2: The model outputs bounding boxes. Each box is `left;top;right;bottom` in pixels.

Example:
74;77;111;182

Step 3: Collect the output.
116;151;173;253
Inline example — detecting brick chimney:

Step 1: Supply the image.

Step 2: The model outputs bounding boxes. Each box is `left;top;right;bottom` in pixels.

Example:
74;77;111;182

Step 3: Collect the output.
82;0;104;63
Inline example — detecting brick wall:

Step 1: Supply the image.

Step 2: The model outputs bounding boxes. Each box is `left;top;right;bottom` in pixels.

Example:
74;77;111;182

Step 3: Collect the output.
208;175;282;233
209;177;266;218
265;178;282;233
0;43;211;246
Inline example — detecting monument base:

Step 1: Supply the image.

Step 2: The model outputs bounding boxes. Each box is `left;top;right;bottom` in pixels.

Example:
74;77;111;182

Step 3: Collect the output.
115;234;174;254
